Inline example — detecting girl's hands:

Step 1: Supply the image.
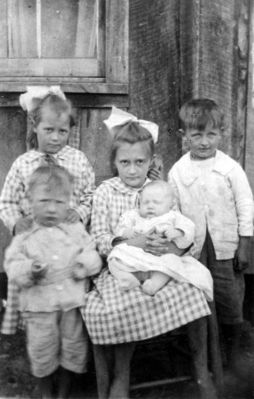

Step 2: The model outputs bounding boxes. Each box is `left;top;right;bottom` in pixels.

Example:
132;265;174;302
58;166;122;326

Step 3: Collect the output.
144;228;186;256
123;228;186;256
125;234;147;249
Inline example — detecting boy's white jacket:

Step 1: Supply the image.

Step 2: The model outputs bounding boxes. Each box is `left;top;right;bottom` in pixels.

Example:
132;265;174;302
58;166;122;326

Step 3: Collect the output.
168;150;254;260
4;222;102;312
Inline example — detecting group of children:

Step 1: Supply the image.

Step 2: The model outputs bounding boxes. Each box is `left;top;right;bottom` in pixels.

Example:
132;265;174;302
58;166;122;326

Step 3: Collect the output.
0;87;253;399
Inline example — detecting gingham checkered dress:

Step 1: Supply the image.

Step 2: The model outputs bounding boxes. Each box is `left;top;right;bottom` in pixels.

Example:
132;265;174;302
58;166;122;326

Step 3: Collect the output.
0;145;95;334
82;177;211;344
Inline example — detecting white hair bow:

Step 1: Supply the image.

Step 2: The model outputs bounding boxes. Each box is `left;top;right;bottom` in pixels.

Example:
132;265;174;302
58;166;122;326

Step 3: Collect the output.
104;106;159;143
19;86;66;112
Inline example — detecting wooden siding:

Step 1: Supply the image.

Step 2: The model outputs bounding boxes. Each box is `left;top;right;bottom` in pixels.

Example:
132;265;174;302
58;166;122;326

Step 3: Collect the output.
129;0;182;177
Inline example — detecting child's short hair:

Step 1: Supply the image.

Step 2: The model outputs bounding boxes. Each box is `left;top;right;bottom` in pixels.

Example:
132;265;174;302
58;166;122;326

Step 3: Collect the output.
28;165;73;196
179;98;225;131
27;94;75;149
110;121;155;175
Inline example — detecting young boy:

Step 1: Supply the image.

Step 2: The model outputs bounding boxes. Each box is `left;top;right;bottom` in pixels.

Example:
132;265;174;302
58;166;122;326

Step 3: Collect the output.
168;98;254;366
108;180;213;299
3;165;102;399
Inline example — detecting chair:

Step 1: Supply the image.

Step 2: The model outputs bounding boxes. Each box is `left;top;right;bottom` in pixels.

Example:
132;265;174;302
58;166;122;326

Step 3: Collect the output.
130;304;223;399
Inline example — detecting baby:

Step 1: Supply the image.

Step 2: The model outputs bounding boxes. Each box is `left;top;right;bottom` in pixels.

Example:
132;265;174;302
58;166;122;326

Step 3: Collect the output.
108;180;213;298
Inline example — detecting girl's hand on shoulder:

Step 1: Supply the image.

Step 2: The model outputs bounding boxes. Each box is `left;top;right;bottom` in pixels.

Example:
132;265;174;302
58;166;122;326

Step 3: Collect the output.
147;167;162;181
65;209;81;223
14;216;33;235
147;154;164;181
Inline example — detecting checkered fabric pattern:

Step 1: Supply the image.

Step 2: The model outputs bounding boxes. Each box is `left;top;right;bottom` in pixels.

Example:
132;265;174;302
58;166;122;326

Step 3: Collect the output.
1;282;20;334
82;268;210;344
90;177;143;256
0;145;95;231
0;145;95;335
82;177;211;344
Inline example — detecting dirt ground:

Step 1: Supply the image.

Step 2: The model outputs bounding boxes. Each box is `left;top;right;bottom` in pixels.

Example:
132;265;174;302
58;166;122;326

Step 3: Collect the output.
1;318;254;399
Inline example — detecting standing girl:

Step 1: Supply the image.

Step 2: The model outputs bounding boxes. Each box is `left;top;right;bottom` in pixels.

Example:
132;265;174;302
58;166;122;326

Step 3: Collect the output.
82;107;217;399
0;86;95;335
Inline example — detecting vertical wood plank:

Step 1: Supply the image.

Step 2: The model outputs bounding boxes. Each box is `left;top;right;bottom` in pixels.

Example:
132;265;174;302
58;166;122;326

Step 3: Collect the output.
190;0;242;160
106;0;128;83
235;0;249;164
0;0;8;58
97;0;106;76
0;108;27;272
245;0;254;191
79;108;112;185
8;0;37;58
129;0;181;176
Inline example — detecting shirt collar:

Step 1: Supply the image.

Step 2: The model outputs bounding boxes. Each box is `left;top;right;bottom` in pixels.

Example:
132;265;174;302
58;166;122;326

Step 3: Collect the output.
104;176;151;195
25;221;70;238
180;150;235;186
25;145;70;163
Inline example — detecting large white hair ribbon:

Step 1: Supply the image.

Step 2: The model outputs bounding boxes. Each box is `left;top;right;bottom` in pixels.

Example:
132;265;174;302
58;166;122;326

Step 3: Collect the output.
104;106;159;143
19;86;66;112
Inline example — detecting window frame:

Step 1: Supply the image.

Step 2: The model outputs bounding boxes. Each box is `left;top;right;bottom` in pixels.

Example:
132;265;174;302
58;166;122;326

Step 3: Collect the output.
0;0;128;94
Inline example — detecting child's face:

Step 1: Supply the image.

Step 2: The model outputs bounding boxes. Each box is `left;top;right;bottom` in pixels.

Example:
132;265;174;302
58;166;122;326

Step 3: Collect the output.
30;184;70;227
185;125;221;159
139;186;173;219
34;106;70;154
114;142;152;188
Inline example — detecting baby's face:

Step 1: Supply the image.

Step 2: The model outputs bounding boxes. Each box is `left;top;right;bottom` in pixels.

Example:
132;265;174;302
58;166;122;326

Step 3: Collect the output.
30;184;70;227
139;186;173;219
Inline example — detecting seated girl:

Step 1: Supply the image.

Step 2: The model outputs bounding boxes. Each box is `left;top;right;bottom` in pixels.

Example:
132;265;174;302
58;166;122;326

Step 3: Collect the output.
82;106;216;399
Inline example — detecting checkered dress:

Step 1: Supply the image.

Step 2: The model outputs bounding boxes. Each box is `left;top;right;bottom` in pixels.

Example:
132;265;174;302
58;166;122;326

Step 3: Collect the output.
82;177;211;344
0;145;95;334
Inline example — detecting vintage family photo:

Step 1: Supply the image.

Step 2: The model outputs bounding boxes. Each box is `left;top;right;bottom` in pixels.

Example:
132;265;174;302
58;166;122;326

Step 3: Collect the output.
1;1;254;398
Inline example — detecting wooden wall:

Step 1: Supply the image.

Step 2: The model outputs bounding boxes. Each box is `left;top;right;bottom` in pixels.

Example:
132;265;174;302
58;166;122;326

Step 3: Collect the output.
129;0;182;176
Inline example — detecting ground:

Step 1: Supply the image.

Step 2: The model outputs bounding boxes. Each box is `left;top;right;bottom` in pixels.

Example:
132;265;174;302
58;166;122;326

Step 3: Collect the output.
1;321;254;399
